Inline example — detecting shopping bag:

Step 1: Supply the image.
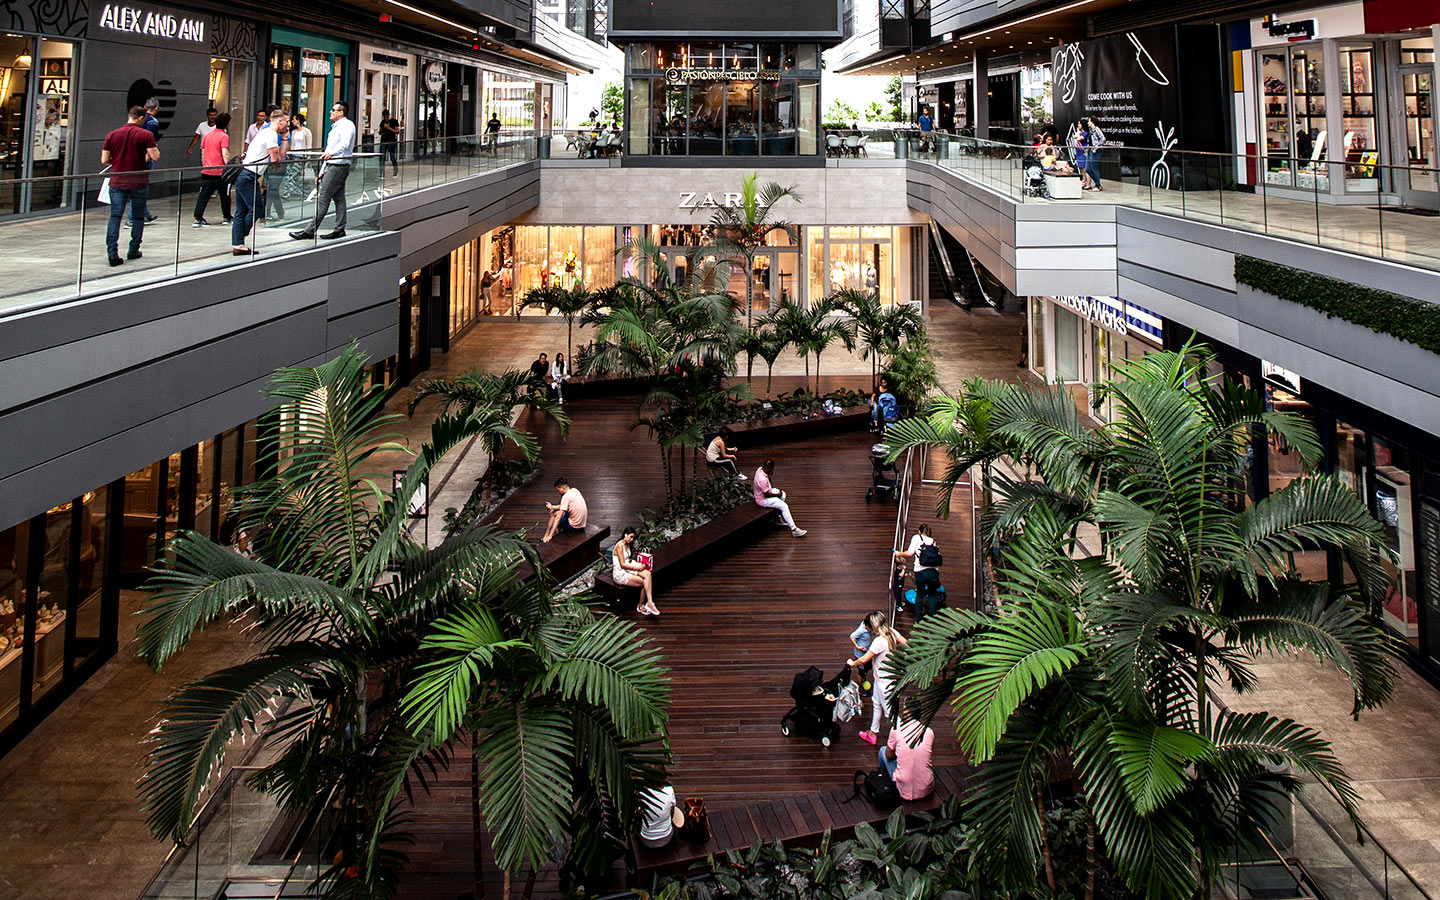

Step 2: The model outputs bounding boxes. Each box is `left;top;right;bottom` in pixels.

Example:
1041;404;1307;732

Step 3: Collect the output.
96;176;111;204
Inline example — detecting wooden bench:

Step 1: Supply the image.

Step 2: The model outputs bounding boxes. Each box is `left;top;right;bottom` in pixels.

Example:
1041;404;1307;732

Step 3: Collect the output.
561;373;651;401
515;524;610;586
631;764;972;879
593;504;780;605
724;408;871;447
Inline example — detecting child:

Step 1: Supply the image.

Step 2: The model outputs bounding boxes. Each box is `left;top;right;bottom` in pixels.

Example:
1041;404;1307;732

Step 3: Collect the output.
849;612;881;696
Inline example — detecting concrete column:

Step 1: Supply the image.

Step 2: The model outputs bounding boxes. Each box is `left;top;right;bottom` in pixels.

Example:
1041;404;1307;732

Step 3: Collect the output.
974;49;990;140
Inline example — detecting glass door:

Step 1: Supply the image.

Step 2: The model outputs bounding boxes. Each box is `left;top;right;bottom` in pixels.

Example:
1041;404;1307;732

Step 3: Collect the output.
0;34;35;215
1339;42;1381;193
1397;36;1436;206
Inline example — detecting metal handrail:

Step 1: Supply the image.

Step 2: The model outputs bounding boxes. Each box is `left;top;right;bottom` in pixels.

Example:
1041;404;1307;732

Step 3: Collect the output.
0;134;532;186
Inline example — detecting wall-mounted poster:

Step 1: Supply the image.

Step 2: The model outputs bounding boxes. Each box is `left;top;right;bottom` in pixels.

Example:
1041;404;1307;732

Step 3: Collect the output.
1051;25;1226;187
33;95;63;161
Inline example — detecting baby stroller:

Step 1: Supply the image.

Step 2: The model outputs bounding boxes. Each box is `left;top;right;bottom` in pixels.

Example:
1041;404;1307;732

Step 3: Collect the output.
866;443;899;504
1022;155;1048;198
780;665;847;747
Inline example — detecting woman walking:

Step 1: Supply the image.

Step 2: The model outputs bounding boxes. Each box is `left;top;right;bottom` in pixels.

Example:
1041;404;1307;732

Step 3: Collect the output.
613;527;658;616
1084;117;1105;191
847;610;908;744
893;523;942;621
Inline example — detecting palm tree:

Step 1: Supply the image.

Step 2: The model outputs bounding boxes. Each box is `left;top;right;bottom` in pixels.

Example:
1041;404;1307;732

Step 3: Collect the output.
806;297;857;396
735;325;768;397
135;345;543;898
708;171;801;327
886;344;1397;900
401;578;671;890
407;368;568;510
763;299;814;394
521;284;593;364
756;327;789;400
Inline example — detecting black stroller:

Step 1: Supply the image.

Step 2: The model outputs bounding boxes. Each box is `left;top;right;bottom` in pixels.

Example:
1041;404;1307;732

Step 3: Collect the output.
780;665;847;747
866;443;899;504
1022;155;1048;198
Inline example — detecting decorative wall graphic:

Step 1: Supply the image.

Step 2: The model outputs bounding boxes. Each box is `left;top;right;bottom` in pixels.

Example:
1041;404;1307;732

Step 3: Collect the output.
1051;24;1226;185
2;0;87;38
1053;44;1084;104
1126;32;1169;86
125;77;177;134
1149;122;1177;189
210;15;257;60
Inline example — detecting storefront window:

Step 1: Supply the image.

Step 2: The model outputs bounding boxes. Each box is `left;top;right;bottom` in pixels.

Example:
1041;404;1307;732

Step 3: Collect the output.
210;57;254;151
0;33;77;215
1263;386;1328;582
1030;296;1047;379
484;73;536;133
1339;43;1379;191
1258;44;1327;190
269;28;350;144
1400;37;1435;195
1372;438;1417;646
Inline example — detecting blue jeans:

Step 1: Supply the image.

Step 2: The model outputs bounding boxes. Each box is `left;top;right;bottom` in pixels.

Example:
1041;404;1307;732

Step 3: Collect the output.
106;186;148;258
879;743;897;778
381;142;398;174
1086;151;1101;187
232;170;261;247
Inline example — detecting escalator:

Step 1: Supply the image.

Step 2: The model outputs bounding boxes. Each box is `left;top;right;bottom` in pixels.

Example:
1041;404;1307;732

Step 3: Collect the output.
926;220;1006;310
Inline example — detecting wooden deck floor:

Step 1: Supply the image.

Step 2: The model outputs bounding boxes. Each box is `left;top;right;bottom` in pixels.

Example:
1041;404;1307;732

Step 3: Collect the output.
398;379;973;899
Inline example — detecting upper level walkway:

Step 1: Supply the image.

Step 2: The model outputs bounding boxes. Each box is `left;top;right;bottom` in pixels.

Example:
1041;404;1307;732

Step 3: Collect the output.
0;136;536;316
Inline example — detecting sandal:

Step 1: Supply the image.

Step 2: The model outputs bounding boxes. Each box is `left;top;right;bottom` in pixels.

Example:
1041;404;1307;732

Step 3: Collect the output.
637;604;650;615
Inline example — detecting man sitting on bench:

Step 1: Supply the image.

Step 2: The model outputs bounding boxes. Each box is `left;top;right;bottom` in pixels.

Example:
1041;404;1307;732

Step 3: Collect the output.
705;428;745;479
542;476;588;543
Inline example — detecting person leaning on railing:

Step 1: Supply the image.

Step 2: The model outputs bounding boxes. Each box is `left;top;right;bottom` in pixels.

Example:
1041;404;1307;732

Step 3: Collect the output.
232;110;287;255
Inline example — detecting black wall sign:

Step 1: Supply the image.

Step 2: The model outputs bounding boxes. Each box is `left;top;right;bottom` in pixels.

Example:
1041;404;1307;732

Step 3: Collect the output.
608;0;843;38
1051;25;1226;186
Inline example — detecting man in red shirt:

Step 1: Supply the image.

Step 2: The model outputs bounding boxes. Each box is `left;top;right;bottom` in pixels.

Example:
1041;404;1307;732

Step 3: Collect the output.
100;106;159;267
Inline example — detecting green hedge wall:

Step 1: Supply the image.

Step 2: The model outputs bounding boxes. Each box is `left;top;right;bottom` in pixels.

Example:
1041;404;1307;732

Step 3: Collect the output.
1234;255;1440;356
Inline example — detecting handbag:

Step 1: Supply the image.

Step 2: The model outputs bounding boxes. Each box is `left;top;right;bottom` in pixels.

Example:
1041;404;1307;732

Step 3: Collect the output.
221;152;244;187
852;768;901;809
680;797;709;840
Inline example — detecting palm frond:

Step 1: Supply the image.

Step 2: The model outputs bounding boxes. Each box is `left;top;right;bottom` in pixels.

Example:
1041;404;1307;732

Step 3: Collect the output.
473;700;576;873
402;604;530;740
541;616;672;740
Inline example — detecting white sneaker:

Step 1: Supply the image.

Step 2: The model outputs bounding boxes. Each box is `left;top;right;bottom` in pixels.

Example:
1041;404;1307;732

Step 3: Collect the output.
737;473;748;481
792;528;807;538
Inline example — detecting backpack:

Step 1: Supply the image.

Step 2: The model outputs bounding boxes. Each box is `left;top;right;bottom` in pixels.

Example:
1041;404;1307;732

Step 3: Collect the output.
917;539;943;568
852;768;901;809
878;392;898;421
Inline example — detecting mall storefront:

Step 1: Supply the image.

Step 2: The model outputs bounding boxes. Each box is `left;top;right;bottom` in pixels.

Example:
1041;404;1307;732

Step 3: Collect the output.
1026;294;1165;422
0;417;269;753
1244;2;1439;205
1190;336;1440;670
623;42;823;157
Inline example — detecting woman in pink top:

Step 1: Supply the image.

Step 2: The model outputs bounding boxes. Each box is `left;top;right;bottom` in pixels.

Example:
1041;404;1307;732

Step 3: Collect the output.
193;112;232;226
882;704;935;800
753;458;806;537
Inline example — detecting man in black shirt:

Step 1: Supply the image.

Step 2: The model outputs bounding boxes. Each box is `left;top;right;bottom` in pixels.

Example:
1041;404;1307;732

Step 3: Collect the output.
528;353;549;395
485;112;502;154
379;109;400;175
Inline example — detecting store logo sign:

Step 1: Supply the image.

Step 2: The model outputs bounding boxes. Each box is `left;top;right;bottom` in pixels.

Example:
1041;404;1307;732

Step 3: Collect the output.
98;4;205;43
1262;14;1315;41
423;62;447;93
679;191;743;209
301;57;331;76
1055;294;1129;336
664;67;783;84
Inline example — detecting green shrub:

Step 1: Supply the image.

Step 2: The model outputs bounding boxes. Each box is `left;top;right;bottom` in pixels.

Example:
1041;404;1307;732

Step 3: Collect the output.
1234;255;1440;355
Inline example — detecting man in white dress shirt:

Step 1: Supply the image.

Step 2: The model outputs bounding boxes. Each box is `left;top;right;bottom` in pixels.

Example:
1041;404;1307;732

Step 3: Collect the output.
290;100;356;240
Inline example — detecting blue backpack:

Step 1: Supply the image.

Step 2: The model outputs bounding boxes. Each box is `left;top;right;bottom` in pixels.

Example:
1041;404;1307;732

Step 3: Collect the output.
878;392;898;421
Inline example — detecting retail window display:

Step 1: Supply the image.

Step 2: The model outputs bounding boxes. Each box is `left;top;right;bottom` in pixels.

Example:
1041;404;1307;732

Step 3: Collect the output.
804;225;908;308
1372;439;1418;644
484;72;536;132
0;33;78;216
1258;44;1328;190
1338;43;1379;190
511;225;617;299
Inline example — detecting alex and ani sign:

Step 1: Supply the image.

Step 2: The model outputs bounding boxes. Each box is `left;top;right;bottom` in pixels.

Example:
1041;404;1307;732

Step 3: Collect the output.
97;4;206;43
664;67;784;84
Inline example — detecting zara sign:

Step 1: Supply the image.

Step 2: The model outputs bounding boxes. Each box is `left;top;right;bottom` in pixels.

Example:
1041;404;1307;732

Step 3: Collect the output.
678;191;743;209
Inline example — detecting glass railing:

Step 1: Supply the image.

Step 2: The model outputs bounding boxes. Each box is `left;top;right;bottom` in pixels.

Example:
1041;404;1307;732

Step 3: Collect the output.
908;133;1440;274
137;765;337;900
0;134;536;314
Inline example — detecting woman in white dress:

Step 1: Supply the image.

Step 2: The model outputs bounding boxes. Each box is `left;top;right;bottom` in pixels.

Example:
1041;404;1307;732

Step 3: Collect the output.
613;527;658;616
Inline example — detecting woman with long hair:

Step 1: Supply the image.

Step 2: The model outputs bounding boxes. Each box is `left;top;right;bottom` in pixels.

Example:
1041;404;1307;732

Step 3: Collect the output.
847;609;908;744
613;527;658;616
893;523;942;621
